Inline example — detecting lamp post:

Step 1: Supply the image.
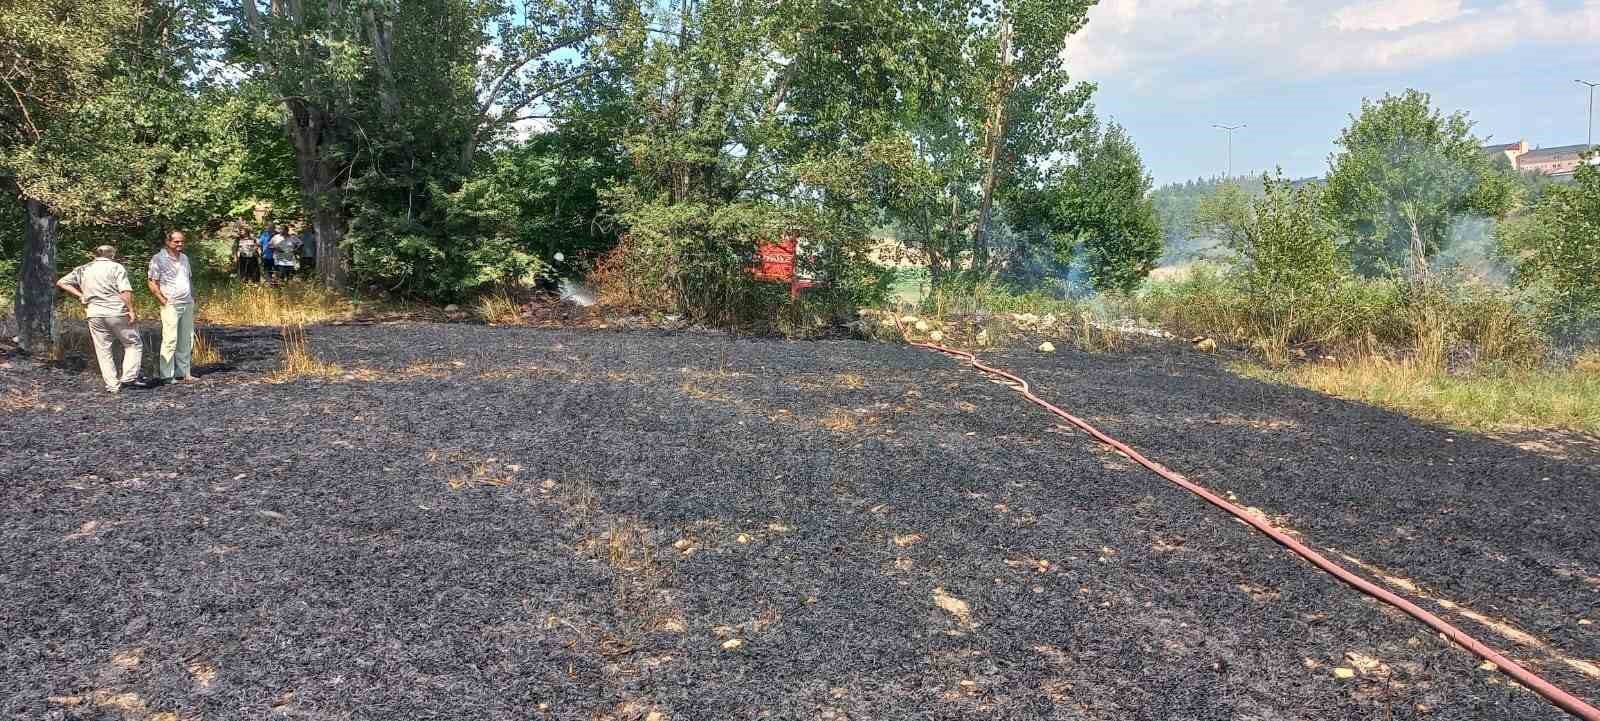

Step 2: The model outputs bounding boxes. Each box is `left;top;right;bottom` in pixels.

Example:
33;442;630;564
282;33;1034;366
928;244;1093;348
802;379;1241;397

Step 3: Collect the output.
1578;80;1598;148
1212;123;1245;178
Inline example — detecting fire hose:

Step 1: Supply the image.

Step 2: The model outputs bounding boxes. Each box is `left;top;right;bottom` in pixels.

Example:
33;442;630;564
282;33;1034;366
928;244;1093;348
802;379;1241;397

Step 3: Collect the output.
899;327;1600;721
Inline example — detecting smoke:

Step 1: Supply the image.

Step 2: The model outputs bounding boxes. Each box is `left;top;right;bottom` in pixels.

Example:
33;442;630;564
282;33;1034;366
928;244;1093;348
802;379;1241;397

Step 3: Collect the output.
559;279;596;307
1434;215;1511;285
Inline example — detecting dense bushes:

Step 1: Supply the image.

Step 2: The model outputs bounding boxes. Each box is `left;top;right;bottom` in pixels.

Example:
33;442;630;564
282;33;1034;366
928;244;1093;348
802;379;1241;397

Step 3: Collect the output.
1498;159;1600;344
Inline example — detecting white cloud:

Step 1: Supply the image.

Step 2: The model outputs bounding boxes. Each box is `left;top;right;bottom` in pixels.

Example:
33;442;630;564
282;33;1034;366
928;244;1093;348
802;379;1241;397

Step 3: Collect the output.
1066;0;1600;85
1331;0;1463;32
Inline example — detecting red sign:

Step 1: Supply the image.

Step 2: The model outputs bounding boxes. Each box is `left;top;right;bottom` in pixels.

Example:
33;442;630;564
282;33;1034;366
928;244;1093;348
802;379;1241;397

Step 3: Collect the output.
752;236;797;282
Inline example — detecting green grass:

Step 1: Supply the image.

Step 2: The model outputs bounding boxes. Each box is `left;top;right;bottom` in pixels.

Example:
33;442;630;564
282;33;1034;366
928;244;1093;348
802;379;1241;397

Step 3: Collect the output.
1235;356;1600;434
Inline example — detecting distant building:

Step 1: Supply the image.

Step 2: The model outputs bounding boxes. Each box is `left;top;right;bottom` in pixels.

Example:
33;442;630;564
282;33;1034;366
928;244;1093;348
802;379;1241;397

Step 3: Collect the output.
1482;139;1595;179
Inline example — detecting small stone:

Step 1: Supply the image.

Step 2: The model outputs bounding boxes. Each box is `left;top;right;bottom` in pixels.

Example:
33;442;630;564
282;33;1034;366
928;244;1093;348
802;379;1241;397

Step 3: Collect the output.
914;320;930;332
444;304;459;312
1037;341;1055;353
1193;337;1217;353
721;638;744;650
1332;667;1356;679
673;538;693;551
1478;661;1499;672
928;330;944;342
900;315;919;324
645;713;665;721
736;533;751;544
1580;619;1593;625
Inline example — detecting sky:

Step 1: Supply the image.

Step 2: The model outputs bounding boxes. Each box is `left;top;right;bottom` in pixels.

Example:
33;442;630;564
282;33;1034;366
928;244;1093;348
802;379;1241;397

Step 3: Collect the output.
1062;0;1600;185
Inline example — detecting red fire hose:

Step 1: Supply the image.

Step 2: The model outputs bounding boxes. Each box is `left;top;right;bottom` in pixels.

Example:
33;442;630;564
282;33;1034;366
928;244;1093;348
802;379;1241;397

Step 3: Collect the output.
902;330;1600;721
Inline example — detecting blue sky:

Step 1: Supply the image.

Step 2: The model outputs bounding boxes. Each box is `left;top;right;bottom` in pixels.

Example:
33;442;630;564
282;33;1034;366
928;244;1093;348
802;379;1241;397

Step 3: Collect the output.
1062;0;1600;185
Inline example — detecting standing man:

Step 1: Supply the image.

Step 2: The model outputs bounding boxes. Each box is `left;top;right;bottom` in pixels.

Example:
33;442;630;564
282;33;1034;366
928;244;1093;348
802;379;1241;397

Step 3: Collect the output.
56;246;147;394
258;223;274;270
148;230;198;384
233;226;262;282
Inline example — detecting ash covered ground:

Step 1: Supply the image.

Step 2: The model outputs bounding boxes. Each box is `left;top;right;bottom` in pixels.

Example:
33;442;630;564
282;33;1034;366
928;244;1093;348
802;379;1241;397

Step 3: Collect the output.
3;322;1596;720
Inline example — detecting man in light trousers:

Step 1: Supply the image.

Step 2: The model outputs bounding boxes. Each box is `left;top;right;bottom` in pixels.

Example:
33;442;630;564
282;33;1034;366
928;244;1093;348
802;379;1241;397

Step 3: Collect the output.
148;230;199;384
56;246;147;393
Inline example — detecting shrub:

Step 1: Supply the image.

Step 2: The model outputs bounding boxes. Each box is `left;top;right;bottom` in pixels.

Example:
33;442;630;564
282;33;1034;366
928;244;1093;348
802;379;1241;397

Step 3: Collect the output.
1497;158;1600;344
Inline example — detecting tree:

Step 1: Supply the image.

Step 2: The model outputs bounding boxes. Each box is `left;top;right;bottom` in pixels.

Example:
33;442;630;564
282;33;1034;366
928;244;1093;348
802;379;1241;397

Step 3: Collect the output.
3;0;234;354
969;0;1096;268
1324;89;1514;282
229;0;625;292
1046;122;1162;293
1498;155;1600;338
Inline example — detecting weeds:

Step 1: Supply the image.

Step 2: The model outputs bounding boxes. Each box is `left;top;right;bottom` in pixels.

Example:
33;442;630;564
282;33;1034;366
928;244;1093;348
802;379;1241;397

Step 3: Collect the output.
57;279;351;327
474;288;523;325
201;281;352;326
267;324;341;382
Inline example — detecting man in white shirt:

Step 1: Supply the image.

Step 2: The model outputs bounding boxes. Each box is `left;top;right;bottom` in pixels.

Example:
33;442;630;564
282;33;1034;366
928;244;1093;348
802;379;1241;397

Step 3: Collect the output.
56;246;147;393
147;230;199;384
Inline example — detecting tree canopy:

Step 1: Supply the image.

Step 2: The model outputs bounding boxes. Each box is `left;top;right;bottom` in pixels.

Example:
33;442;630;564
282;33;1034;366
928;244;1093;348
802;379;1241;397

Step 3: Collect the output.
1323;89;1514;281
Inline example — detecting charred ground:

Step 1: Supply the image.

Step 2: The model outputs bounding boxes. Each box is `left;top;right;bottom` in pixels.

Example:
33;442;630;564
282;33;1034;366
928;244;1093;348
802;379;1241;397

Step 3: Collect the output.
2;323;1596;720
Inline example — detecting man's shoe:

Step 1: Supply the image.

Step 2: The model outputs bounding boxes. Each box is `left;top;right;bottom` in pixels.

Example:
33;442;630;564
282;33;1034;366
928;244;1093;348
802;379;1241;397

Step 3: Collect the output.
128;377;159;390
177;375;201;383
106;385;122;394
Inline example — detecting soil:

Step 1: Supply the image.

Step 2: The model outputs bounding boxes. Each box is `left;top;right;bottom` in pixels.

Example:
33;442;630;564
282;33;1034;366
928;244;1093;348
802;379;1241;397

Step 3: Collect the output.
2;323;1596;720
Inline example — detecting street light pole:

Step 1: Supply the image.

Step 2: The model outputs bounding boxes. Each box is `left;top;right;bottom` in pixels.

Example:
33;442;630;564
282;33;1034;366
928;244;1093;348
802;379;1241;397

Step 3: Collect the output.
1578;80;1599;148
1212;123;1245;178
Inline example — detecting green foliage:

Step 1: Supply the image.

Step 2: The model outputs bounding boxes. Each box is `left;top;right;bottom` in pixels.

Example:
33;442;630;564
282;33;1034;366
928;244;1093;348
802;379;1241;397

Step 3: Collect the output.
1151;174;1267;262
1041;122;1162;293
1324;89;1515;278
1497;158;1600;341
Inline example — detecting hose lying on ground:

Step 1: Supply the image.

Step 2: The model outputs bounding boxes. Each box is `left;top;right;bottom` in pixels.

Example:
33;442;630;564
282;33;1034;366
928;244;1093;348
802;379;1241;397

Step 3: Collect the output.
900;328;1600;721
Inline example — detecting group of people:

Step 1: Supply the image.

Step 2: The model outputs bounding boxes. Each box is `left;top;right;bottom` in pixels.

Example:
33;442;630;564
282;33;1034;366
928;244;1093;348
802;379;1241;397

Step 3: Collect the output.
233;222;314;283
55;231;198;394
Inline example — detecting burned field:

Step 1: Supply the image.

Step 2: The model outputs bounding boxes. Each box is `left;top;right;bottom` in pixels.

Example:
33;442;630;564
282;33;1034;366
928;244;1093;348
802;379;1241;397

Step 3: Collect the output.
3;323;1597;720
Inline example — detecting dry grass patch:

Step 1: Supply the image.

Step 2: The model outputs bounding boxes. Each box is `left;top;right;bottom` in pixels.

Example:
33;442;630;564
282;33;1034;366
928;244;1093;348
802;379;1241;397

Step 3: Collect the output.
193;329;224;366
266;324;342;382
475;289;524;325
932;587;976;629
424;449;523;490
198;280;352;326
679;381;733;403
0;387;46;411
1236;356;1600;434
187;660;218;689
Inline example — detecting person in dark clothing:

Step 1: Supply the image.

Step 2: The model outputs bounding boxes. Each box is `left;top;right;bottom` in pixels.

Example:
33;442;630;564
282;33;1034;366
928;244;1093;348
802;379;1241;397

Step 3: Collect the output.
233;228;262;282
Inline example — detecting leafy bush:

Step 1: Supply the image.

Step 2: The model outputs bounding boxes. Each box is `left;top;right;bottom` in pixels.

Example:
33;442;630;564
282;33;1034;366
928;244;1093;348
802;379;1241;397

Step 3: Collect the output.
1498;158;1600;344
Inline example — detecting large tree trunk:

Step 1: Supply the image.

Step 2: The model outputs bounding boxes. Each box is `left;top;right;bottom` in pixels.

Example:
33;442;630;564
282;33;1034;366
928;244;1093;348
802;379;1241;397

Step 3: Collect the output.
1407;218;1428;285
286;101;350;290
13;197;59;355
972;15;1014;272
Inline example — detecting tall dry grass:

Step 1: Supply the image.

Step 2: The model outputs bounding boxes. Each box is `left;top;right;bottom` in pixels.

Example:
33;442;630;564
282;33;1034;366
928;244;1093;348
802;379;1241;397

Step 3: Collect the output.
198;280;353;326
474;288;523;325
267;324;342;382
58;279;353;327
